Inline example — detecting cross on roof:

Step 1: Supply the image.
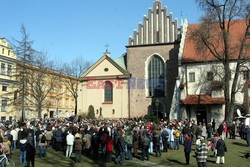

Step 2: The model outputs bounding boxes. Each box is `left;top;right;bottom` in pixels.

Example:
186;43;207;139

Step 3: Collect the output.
104;43;109;52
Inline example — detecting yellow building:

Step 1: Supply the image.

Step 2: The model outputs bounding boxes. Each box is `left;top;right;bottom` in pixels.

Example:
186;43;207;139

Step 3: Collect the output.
15;61;76;120
0;38;17;121
78;52;130;119
0;38;75;120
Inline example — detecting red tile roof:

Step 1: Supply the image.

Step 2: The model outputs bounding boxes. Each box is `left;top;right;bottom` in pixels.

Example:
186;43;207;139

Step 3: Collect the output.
183;19;250;63
181;95;225;105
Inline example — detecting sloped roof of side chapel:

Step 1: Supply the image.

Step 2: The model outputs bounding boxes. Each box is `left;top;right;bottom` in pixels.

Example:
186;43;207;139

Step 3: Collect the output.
80;53;130;80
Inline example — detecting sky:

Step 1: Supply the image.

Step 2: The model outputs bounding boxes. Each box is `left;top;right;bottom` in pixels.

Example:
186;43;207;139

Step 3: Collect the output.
0;0;203;64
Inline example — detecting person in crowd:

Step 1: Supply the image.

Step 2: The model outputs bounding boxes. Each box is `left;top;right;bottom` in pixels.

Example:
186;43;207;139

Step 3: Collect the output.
173;127;181;150
45;128;53;147
38;130;47;158
66;130;74;158
124;131;133;160
74;133;82;163
2;135;11;159
191;121;198;143
19;135;27;165
153;130;161;157
103;135;113;163
245;125;250;147
26;129;35;167
83;130;92;156
161;126;169;152
211;132;220;157
197;123;202;139
184;134;192;165
141;131;150;161
114;128;125;164
91;129;100;160
212;119;216;132
132;130;139;158
223;121;228;138
216;136;227;164
201;123;207;139
54;127;63;151
195;136;208;167
167;125;174;149
207;122;213;139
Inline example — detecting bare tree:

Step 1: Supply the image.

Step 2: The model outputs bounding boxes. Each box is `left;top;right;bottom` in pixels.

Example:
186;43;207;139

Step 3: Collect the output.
21;52;59;119
193;0;250;121
12;24;36;121
60;57;92;115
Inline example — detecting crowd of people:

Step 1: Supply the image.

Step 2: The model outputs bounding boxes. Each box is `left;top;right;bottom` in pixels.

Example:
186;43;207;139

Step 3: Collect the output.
0;116;249;167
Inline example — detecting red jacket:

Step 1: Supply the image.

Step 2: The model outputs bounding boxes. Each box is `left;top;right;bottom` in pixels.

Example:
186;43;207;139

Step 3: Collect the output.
105;137;113;152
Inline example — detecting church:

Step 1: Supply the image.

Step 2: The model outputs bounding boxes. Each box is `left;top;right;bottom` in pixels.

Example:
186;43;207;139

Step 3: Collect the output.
77;0;181;119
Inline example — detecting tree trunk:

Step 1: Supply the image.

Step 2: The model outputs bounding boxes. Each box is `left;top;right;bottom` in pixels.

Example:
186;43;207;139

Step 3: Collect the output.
74;98;77;115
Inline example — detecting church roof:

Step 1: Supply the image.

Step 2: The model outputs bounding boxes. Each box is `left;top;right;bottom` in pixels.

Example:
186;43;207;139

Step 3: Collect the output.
114;53;127;70
80;53;130;80
181;95;225;105
182;19;250;63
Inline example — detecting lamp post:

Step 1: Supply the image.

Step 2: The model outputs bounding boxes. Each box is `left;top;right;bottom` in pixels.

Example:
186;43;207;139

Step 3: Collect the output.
155;98;160;123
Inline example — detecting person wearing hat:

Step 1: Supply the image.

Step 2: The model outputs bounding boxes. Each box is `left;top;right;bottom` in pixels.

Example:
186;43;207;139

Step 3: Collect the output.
74;133;82;163
195;136;208;167
184;134;192;165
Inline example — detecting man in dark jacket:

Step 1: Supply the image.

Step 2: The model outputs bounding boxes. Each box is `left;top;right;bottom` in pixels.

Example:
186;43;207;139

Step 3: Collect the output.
153;130;161;157
114;129;125;164
184;134;192;165
216;136;227;164
26;129;35;167
245;125;250;147
141;132;150;161
132;131;139;157
54;128;62;151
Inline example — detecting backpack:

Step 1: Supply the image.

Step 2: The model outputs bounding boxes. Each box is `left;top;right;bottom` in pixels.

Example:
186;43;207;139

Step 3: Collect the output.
143;137;150;146
41;135;46;143
175;131;181;138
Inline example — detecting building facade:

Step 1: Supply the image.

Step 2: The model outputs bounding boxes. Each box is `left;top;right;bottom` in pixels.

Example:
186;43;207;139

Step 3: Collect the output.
0;38;17;121
170;19;250;126
78;53;130;119
78;0;181;119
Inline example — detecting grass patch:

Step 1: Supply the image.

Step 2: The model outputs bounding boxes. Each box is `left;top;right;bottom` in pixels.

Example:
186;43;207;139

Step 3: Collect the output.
10;139;250;167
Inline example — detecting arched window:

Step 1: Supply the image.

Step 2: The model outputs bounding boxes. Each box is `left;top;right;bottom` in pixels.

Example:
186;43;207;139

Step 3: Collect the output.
148;55;165;97
104;81;113;102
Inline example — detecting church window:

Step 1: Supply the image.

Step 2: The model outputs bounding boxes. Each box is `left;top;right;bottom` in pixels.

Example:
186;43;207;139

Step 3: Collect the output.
104;81;113;102
189;72;195;82
148;55;165;97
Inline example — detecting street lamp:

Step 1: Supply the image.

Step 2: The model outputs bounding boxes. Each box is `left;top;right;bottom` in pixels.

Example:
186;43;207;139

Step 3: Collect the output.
155;98;160;123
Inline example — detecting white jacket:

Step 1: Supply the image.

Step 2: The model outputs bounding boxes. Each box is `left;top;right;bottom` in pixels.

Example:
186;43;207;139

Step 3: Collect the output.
10;129;18;141
66;133;74;145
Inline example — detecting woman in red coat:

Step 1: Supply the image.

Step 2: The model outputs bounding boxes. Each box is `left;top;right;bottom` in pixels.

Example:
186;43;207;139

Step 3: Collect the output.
102;135;113;162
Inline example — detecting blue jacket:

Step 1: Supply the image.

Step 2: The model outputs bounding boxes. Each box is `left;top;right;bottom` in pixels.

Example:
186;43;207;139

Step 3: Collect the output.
184;138;192;153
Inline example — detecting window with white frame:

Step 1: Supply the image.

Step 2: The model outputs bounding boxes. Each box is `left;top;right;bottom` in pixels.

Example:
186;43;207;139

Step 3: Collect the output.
1;99;7;112
189;72;195;82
